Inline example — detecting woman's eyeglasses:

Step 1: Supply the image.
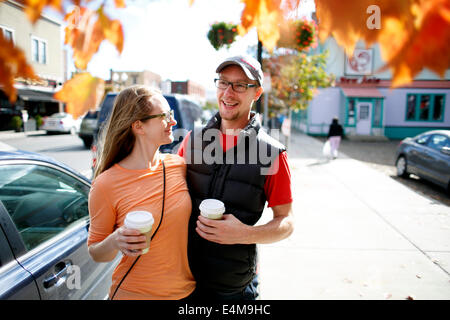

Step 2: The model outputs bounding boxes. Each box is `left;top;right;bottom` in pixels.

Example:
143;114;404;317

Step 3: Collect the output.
140;109;174;122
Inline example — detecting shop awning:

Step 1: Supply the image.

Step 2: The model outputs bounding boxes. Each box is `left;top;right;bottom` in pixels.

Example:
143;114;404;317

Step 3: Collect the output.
17;89;59;102
341;87;384;98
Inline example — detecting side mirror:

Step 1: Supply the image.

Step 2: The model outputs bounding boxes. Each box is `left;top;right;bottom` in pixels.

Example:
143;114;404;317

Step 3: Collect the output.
441;146;450;155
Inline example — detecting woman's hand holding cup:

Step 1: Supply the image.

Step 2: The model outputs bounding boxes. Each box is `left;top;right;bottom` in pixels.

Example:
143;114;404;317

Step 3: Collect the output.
114;226;148;257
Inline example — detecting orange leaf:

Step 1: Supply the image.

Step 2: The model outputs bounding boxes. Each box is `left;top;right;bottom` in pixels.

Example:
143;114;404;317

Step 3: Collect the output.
54;73;105;119
0;32;38;102
23;0;64;24
98;7;124;54
64;7;104;70
315;0;450;85
239;0;284;52
114;0;126;8
387;0;450;86
64;6;123;70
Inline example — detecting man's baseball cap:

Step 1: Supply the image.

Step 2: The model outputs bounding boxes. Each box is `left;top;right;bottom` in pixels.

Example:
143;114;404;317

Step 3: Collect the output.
216;55;263;86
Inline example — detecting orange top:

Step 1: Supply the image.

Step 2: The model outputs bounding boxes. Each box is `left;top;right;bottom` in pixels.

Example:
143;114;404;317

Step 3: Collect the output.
88;154;195;300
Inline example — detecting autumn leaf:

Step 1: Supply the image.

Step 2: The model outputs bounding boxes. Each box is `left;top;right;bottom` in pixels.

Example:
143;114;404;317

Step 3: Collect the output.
0;32;38;102
114;0;126;9
98;6;124;54
385;0;450;86
21;0;64;24
315;0;450;85
64;6;123;70
54;73;105;119
239;0;284;52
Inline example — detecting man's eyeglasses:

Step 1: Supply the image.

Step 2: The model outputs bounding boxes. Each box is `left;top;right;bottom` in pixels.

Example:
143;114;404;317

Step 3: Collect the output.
140;109;174;122
214;79;258;93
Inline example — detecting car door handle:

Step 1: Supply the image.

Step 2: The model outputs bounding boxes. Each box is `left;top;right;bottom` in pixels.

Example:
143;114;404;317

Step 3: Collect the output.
43;261;71;289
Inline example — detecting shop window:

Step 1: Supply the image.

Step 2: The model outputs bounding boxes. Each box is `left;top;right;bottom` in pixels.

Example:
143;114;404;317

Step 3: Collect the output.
433;95;444;121
406;95;416;120
348;98;355;125
419;95;430;120
405;94;445;122
373;99;382;127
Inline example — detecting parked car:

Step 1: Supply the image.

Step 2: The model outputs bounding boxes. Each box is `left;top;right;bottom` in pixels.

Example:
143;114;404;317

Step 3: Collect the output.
78;110;99;149
41;112;81;135
0;146;120;299
395;130;450;194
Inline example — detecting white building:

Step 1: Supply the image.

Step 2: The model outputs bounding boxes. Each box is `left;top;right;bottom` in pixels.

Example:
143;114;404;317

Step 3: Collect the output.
293;38;450;139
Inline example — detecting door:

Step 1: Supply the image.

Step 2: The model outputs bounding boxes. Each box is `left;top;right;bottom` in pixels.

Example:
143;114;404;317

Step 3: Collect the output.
356;102;372;135
0;162;116;299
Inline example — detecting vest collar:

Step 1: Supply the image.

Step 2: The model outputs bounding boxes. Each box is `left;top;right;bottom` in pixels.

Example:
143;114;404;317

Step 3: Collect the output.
204;112;262;137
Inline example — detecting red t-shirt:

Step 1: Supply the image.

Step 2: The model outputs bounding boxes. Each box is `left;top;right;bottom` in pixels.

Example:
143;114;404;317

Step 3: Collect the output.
177;131;292;208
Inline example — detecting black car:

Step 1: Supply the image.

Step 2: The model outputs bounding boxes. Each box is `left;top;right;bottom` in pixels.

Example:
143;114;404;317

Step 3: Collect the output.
0;147;120;299
78;110;99;149
395;130;450;194
95;92;202;153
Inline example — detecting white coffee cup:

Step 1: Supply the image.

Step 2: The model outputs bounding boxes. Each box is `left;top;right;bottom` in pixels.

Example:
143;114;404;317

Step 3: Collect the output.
199;199;225;220
124;211;154;254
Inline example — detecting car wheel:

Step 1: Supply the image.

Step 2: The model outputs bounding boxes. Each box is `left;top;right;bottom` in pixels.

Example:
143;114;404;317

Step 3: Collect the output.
396;155;409;178
82;137;93;149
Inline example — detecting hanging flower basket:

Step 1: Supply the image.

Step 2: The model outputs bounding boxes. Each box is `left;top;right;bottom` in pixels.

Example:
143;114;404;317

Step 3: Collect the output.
277;19;318;51
207;22;238;51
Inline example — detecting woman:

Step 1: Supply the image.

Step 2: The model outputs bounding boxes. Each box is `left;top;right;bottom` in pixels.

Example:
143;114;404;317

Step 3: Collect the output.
327;117;344;159
88;85;195;300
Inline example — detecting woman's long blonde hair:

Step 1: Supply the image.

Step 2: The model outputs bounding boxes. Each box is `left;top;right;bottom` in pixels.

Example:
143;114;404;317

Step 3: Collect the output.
93;85;161;179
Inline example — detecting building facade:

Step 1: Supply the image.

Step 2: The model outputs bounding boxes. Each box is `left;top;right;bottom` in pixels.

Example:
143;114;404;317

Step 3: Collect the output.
292;38;450;139
170;80;206;105
108;69;162;91
0;0;65;130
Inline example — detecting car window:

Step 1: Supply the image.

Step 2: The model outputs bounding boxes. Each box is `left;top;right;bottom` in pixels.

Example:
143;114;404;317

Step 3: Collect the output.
83;111;98;120
0;164;90;251
427;134;450;151
98;94;117;126
415;134;430;145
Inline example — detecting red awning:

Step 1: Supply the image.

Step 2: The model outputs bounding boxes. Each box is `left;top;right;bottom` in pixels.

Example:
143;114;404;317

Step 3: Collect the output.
341;87;384;98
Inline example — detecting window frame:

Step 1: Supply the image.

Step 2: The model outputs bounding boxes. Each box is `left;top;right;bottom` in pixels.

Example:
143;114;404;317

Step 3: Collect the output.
426;134;450;151
405;93;446;123
0;25;15;43
30;35;48;65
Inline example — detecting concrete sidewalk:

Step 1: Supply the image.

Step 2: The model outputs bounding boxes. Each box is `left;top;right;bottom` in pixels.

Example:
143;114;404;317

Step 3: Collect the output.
258;131;450;300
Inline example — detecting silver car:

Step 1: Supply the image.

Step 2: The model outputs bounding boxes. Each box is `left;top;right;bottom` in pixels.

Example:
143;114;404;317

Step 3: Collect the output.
395;130;450;194
0;147;120;299
41;112;80;135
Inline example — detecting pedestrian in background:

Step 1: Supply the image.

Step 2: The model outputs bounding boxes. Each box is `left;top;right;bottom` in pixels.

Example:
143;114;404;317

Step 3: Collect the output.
327;117;344;159
178;55;294;300
87;85;195;300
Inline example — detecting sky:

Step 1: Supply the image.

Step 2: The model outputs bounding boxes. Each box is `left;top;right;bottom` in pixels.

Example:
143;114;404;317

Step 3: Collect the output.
64;0;315;92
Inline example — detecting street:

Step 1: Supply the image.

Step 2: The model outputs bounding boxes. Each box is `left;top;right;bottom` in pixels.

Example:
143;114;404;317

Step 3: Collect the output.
3;132;93;179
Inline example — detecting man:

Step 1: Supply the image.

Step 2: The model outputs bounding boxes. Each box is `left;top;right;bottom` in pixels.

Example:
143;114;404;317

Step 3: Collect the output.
178;55;293;300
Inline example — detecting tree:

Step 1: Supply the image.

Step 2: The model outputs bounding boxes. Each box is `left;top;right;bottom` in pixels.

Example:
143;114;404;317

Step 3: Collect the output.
267;50;334;111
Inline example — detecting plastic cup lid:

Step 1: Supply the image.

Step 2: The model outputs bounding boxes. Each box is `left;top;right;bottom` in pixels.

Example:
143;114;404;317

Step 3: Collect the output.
124;211;154;229
199;199;225;215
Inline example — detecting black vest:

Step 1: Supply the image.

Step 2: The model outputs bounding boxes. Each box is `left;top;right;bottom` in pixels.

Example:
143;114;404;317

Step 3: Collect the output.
185;112;286;294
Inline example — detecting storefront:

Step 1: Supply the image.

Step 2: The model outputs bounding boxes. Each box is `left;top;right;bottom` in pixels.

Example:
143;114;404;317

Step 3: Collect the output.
0;87;61;131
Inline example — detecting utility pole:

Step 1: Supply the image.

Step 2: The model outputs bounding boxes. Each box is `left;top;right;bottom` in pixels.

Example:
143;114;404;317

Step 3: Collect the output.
256;39;263;114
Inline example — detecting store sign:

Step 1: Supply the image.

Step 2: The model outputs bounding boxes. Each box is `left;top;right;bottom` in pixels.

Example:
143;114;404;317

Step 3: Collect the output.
345;49;373;75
